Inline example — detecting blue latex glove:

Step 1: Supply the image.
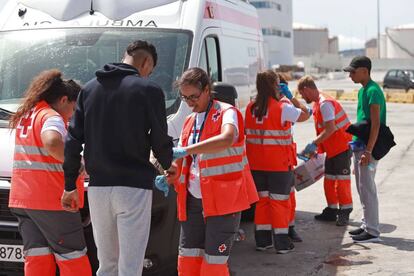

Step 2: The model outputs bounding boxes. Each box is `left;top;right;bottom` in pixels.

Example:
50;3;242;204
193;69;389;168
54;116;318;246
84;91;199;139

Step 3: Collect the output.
297;154;310;162
154;175;169;197
173;147;188;160
302;142;317;156
306;106;313;116
279;83;293;100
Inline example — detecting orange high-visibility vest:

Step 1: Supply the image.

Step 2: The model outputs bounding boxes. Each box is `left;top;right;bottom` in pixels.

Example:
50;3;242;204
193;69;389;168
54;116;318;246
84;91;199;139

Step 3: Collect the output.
313;94;352;158
244;97;296;171
174;100;258;221
9;101;84;210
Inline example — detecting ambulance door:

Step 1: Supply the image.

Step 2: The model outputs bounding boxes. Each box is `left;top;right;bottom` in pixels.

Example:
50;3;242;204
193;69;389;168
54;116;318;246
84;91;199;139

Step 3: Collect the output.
198;32;222;83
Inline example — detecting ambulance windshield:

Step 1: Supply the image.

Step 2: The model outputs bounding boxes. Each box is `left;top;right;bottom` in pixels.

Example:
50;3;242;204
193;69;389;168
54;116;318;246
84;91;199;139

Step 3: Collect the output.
0;28;191;115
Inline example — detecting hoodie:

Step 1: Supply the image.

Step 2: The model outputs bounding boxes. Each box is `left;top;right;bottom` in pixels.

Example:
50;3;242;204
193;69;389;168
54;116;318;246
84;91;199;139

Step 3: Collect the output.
64;63;173;191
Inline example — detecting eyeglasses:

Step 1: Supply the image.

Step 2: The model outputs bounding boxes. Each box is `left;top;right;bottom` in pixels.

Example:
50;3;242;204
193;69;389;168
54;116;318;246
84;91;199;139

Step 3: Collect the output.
179;90;203;102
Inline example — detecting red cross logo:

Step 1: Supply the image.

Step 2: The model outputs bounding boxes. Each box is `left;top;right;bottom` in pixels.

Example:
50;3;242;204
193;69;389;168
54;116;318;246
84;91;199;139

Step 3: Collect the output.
294;171;304;182
18;109;34;138
218;243;227;253
212;110;221;122
254;110;269;124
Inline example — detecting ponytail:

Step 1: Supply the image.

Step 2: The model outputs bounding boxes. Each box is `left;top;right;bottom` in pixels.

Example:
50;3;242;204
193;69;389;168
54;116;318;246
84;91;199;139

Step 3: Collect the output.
9;69;81;129
251;70;279;121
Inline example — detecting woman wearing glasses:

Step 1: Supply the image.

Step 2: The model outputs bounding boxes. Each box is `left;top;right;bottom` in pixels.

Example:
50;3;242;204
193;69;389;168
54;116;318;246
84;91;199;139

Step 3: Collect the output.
166;67;258;276
8;69;91;276
244;70;311;254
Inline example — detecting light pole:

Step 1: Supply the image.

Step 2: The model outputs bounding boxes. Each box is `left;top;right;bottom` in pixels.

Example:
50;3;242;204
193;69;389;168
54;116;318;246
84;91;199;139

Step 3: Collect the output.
377;0;381;58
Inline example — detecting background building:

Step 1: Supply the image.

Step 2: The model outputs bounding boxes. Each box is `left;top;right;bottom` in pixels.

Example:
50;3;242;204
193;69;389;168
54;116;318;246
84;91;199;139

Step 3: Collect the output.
383;24;414;59
250;0;294;67
365;38;378;59
292;23;341;73
293;23;338;56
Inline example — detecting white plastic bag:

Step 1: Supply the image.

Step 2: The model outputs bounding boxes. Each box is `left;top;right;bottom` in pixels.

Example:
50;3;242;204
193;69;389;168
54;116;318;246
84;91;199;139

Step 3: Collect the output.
294;154;325;191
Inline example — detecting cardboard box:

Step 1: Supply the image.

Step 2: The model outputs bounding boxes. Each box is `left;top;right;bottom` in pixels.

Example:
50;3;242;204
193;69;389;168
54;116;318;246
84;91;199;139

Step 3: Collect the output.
294;154;325;191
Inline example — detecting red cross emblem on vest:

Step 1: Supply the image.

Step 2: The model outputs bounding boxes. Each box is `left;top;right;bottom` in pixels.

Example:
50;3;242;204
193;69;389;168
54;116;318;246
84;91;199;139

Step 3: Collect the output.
212;110;221;122
218;243;227;253
18;109;35;138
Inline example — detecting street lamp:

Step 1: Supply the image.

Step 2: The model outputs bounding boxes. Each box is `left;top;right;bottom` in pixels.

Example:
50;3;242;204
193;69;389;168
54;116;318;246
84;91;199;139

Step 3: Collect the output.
377;0;381;58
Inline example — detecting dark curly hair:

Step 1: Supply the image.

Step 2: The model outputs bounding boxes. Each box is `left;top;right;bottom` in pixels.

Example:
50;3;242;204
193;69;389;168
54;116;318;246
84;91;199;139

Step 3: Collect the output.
9;69;81;129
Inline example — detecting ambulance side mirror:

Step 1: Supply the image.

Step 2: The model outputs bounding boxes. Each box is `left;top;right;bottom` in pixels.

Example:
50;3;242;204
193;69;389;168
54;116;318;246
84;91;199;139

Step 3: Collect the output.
212;82;238;106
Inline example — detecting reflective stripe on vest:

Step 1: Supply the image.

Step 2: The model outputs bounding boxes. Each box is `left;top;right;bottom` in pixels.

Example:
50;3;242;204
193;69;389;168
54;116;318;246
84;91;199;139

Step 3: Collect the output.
204;253;229;264
317;105;349;130
245;129;291;136
15;145;49;156
25;247;52;257
13;161;63;172
179;158;188;184
54;248;87;261
245;138;292;145
179;247;205;257
258;191;269;198
336;117;350;129
269;193;290;201
200;156;248;177
200;146;244;161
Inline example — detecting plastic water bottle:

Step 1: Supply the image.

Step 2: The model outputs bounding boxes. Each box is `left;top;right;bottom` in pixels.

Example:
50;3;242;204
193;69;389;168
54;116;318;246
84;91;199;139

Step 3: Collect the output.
367;163;375;171
235;229;246;242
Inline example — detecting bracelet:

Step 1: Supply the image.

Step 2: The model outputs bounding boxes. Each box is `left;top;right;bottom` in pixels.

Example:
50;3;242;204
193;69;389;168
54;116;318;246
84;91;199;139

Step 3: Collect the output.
364;150;372;154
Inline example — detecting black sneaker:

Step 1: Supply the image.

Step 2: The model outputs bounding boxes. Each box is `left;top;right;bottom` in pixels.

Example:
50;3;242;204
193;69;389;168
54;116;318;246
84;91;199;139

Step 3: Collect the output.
336;208;352;226
314;207;338;221
348;228;364;236
352;231;381;243
288;226;303;242
255;245;273;251
274;234;295;254
276;242;294;254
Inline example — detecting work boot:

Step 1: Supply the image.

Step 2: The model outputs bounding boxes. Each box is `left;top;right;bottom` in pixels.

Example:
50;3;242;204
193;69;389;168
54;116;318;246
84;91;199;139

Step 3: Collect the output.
274;234;295;254
336;208;353;226
314;207;338;222
288;226;303;242
255;230;273;251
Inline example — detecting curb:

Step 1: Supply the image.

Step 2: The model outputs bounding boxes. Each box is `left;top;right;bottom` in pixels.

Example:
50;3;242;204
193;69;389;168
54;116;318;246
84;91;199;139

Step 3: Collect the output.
294;89;414;104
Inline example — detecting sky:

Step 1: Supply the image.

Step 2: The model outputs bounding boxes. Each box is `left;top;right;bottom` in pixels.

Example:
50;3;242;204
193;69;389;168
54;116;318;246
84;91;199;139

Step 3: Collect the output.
293;0;414;51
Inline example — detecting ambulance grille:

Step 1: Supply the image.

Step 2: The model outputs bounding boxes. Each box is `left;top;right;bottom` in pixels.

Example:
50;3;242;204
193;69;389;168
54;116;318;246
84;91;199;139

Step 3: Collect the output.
0;190;17;222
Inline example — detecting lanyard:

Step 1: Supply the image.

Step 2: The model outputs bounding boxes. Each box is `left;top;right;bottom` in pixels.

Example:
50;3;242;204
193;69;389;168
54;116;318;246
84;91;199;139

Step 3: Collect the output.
192;101;213;161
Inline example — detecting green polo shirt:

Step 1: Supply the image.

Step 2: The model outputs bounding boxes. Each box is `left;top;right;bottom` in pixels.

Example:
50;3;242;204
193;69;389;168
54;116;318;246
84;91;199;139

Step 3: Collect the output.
356;79;387;124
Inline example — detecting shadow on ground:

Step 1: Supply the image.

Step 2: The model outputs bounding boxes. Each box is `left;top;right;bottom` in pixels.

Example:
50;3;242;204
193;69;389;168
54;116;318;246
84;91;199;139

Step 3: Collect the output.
230;210;403;276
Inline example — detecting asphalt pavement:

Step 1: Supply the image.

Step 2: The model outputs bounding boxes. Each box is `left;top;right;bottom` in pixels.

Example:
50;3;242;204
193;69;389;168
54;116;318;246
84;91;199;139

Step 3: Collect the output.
230;101;414;276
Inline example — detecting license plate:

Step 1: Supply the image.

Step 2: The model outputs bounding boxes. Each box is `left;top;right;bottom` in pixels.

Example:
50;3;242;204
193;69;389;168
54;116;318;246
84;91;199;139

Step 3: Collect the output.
0;244;24;262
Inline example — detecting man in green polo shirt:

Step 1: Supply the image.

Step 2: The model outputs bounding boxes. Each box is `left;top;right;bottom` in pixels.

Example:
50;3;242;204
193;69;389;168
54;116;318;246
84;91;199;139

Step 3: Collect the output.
344;56;386;243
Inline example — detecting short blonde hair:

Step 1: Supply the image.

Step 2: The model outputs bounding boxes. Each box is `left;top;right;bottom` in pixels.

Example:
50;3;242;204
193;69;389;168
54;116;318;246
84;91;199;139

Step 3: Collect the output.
297;75;317;91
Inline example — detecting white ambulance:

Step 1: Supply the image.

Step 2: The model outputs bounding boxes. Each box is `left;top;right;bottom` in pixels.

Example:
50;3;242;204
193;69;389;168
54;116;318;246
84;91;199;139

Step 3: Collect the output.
0;0;264;274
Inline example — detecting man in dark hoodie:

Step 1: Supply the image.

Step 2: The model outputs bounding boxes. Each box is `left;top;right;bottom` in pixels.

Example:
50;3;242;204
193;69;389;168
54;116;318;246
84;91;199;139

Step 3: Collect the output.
61;40;174;275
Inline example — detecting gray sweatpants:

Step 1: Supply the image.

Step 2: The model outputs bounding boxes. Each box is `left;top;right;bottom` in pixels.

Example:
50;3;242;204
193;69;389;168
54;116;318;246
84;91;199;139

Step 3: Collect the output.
353;151;380;237
88;186;152;276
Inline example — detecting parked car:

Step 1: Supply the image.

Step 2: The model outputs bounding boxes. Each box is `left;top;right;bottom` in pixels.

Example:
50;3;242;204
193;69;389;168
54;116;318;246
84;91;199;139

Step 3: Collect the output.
383;69;414;91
